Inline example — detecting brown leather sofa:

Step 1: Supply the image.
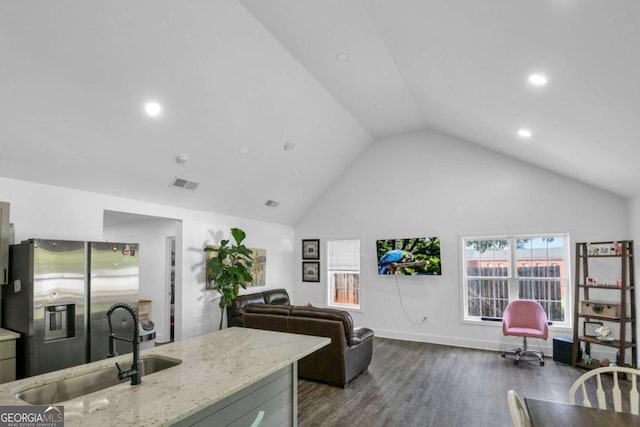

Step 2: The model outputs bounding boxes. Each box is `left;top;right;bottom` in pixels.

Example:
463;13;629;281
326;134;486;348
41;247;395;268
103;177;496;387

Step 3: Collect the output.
243;304;374;388
226;288;290;327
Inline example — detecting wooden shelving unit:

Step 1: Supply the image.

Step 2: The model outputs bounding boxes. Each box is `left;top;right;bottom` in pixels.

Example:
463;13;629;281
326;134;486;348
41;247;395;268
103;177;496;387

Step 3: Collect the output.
572;241;637;369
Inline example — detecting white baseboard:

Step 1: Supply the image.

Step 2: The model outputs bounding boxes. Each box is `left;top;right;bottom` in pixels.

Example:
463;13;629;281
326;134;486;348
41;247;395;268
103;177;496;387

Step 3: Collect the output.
373;328;623;362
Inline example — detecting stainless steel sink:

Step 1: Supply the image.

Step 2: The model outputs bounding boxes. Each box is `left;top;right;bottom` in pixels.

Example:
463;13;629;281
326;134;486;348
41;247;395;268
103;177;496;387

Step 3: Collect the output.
14;355;182;405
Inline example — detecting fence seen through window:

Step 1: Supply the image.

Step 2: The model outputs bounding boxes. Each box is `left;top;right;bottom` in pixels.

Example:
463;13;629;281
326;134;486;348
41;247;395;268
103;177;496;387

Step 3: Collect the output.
464;236;568;323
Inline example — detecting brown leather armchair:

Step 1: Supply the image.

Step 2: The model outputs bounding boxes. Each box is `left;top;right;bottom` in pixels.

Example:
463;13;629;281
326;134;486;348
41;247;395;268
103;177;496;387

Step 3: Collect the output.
244;304;374;387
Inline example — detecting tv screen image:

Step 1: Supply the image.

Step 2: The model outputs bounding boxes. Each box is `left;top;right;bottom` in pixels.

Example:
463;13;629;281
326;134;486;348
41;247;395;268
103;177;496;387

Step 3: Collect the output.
376;237;442;275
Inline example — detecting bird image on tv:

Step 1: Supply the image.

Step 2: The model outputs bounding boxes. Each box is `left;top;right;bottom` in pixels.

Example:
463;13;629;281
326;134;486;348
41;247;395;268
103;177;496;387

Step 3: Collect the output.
376;237;442;275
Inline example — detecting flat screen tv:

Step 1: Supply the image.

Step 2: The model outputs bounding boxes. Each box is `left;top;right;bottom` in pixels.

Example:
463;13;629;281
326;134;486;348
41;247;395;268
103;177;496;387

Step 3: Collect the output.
376;237;441;275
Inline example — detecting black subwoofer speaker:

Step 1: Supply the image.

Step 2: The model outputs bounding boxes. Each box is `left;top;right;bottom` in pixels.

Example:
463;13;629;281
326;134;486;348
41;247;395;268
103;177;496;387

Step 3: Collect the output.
553;336;580;365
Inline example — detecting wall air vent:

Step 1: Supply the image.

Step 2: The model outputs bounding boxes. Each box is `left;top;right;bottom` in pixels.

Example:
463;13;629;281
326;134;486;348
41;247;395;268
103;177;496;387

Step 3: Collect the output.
170;177;199;191
265;200;279;207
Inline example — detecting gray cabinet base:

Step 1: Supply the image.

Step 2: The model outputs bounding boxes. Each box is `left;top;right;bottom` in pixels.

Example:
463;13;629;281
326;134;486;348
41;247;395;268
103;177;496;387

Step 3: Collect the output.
173;362;297;427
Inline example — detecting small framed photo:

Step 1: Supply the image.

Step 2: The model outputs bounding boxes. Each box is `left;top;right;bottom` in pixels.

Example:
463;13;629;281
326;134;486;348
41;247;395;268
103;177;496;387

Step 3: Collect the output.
302;239;320;260
584;321;603;337
302;261;320;282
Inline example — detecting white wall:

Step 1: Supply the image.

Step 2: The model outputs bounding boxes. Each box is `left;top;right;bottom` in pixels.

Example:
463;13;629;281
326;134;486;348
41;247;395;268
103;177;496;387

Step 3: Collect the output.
103;215;179;343
0;176;296;340
295;130;631;357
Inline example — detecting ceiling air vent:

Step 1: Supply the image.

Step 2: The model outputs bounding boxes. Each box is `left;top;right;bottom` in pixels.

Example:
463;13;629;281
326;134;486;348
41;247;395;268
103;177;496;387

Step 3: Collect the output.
265;200;279;207
170;177;199;191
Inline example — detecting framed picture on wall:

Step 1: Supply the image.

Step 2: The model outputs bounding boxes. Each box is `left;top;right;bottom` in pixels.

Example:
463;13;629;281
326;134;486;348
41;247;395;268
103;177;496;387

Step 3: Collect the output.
584;321;603;337
302;261;320;282
302;239;320;260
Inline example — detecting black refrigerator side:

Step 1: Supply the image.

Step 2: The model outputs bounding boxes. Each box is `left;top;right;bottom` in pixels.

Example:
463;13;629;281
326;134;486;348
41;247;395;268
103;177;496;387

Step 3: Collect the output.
1;243;34;378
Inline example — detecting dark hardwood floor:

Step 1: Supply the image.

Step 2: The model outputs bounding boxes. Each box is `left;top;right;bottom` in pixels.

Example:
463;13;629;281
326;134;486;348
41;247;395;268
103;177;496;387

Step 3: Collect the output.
297;337;596;427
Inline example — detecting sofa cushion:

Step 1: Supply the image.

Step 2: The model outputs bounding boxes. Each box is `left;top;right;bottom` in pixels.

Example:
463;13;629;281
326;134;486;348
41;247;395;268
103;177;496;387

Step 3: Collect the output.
227;289;291;328
290;306;354;340
232;293;266;311
244;304;293;316
263;289;290;305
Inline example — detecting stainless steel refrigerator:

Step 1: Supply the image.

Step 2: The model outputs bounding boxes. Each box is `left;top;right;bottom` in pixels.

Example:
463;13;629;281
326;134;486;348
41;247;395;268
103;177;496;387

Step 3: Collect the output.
1;239;139;378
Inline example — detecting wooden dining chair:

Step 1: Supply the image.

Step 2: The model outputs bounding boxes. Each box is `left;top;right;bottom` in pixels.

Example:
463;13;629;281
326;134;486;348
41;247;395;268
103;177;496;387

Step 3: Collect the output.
507;390;532;427
568;366;640;415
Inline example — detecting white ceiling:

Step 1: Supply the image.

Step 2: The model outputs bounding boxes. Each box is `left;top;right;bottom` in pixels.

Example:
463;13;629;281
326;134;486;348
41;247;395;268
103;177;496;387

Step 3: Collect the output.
1;1;639;225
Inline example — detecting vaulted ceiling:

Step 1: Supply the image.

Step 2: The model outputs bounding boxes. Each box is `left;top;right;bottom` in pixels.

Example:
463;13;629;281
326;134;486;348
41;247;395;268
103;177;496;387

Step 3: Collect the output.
1;1;638;225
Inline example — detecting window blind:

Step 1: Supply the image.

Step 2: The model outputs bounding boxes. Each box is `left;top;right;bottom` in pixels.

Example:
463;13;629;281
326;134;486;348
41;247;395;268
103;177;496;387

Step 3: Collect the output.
327;239;360;271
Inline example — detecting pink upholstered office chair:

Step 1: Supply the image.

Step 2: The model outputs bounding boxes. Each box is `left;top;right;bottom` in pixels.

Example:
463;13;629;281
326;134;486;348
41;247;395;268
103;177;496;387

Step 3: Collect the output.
501;300;549;366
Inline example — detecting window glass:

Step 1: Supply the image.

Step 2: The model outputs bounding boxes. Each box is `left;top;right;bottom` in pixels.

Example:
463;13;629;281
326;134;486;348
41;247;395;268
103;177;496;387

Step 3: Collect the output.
327;239;360;309
462;234;569;325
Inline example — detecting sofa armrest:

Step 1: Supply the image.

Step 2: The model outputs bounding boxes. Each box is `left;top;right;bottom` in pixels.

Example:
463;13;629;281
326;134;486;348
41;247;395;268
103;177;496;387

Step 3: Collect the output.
349;327;374;346
226;293;266;327
262;288;290;305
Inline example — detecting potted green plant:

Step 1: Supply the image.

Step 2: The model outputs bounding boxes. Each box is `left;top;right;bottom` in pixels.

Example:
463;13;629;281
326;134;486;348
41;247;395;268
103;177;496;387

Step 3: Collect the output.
205;227;253;329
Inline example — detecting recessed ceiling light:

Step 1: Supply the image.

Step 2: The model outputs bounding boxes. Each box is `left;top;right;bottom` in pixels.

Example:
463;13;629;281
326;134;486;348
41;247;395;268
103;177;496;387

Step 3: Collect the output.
518;129;532;138
528;74;548;86
375;104;384;110
238;146;249;155
283;141;295;151
144;101;162;117
336;52;350;62
292;169;301;176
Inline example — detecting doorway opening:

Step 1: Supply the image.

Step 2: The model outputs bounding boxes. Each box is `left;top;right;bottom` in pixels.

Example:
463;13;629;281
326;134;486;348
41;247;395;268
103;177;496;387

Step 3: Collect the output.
167;236;176;342
102;210;182;344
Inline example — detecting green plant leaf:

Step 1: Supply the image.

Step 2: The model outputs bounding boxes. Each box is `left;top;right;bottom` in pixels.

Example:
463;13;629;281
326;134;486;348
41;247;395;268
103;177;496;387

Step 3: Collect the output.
231;227;246;245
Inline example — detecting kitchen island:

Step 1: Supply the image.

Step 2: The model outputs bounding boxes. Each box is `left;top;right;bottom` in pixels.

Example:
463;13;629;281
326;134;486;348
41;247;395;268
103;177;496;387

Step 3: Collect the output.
0;327;330;426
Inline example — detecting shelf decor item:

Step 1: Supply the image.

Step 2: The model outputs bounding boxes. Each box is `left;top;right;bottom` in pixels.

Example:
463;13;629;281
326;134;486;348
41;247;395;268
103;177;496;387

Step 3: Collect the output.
302;261;320;282
595;325;614;341
581;300;621;319
302;239;320;260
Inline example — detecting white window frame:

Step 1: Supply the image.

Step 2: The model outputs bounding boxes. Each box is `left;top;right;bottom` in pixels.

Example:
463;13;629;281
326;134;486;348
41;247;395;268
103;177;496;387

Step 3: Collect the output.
461;233;571;328
327;238;361;311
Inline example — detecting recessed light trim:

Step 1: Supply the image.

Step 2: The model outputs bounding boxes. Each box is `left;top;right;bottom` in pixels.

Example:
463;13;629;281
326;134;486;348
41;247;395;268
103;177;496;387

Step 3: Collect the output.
238;146;249;155
518;129;532;138
528;74;548;86
336;52;350;62
144;101;162;117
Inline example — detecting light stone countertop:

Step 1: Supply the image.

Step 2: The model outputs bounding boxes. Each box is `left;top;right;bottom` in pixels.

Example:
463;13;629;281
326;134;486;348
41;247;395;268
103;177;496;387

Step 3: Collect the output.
0;327;330;426
0;328;19;341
